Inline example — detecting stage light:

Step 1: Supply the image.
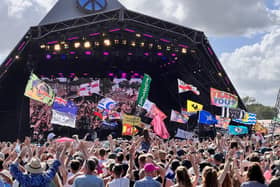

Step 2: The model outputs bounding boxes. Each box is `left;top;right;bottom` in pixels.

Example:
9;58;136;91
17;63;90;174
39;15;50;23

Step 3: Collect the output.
136;33;141;37
85;51;92;55
171;53;177;57
54;44;61;51
74;42;81;48
15;55;20;60
104;39;111;46
40;44;46;49
131;41;136;47
114;40;119;44
218;72;223;77
140;42;145;47
149;43;153;48
103;52;109;56
69;51;76;55
166;46;171;51
144;52;149;56
191;50;196;53
95;42;100;46
157;45;162;50
128;52;133;56
157;52;163;56
84;41;91;48
46;54;52;60
182;48;187;54
122;73;127;78
122;40;127;45
64;44;69;49
108;73;114;77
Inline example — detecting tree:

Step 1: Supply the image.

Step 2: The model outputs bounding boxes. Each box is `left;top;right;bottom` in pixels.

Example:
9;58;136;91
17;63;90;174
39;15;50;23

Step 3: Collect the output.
242;97;277;119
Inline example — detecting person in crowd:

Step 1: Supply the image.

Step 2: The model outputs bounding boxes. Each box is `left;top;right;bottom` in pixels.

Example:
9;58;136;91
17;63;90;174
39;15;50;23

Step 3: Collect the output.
134;163;161;187
107;164;129;187
241;162;267;187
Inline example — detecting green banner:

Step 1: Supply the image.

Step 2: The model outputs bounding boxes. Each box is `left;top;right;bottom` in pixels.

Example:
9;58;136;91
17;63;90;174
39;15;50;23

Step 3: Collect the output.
273;117;280;123
24;73;55;106
137;74;152;107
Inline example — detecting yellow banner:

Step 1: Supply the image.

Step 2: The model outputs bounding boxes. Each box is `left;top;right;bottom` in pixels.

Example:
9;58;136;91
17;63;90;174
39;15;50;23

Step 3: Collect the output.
122;114;142;127
122;124;138;136
187;100;203;113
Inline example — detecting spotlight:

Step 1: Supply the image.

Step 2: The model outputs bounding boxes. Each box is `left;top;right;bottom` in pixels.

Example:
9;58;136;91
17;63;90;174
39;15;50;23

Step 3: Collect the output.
95;42;100;46
114;40;119;44
182;48;187;54
140;42;145;47
84;41;91;48
46;54;52;60
15;55;20;59
122;40;127;45
131;41;136;47
166;46;171;51
64;44;69;49
104;39;111;46
218;72;223;77
136;33;141;37
85;51;92;55
40;44;46;49
74;42;81;48
157;45;162;50
149;43;153;48
54;44;61;51
103;52;109;56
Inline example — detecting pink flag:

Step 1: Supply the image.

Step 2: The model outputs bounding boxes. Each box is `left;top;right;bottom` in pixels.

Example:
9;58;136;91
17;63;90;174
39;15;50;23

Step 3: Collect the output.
151;115;170;139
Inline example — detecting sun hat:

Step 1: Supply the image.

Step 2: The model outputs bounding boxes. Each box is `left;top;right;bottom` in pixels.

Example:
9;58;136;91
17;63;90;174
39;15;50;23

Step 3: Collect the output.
144;163;160;172
25;157;46;174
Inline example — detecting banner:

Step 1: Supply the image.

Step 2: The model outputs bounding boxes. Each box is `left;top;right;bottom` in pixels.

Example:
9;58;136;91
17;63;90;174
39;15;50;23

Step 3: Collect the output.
52;100;78;115
198;110;217;125
24;73;55;106
233;113;257;125
216;115;230;129
175;129;195;139
221;107;246;119
178;79;200;95
170;110;188;124
51;110;76;128
98;98;117;110
137;74;152;107
122;114;142;127
210;88;238;108
253;122;268;134
122;123;138;136
90;80;100;94
187;100;203;113
228;125;248;135
142;99;154;113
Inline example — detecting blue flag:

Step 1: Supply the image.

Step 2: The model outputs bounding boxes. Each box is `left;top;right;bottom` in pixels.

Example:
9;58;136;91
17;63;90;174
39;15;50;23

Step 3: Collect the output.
228;125;248;135
52;100;78;115
233;113;257;125
198;110;217;125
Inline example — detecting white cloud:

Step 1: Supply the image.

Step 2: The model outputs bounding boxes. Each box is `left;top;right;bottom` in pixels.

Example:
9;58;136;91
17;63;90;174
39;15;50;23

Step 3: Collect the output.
220;29;280;106
120;0;279;37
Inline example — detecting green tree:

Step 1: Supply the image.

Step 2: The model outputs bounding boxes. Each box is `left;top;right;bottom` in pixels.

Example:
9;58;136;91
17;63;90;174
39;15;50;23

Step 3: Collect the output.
242;97;277;119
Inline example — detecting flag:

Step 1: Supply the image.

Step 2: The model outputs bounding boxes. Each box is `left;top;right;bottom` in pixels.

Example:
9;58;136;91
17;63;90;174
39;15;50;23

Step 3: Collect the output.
142;99;154;113
170;110;188;124
24;73;55;106
187;100;203;112
137;74;152;107
151;115;170;139
54;97;67;105
210;88;238;108
101;121;119;130
198;110;217;125
122;123;138;136
51;100;78;128
122;114;142;128
228;125;248;135
90;80;100;94
175;129;195;139
93;111;103;120
253;122;268;134
147;104;167;120
216;115;230;129
108;111;121;120
79;83;91;96
51;110;76;128
178;79;200;95
233;113;257;125
221;107;246;119
98;98;117;110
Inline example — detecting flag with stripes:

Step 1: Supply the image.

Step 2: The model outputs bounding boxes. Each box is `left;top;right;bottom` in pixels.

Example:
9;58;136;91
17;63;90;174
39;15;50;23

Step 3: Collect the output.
233;113;257;125
221;107;246;119
178;79;200;95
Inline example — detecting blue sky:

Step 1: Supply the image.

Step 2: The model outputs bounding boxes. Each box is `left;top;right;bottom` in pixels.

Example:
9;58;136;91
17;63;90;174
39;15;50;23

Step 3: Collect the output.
0;0;279;107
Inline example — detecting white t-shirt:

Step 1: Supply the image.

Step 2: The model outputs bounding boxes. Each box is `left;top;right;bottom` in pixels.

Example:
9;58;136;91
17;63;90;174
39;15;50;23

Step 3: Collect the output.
108;177;129;187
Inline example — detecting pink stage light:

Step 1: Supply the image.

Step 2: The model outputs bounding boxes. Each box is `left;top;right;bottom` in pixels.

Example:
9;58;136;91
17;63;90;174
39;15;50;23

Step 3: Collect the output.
89;32;100;36
144;52;149;56
134;73;139;76
69;51;76;55
157;52;163;56
208;47;213;55
160;38;171;43
67;37;79;41
4;58;13;67
83;73;89;76
124;28;136;33
143;34;153;38
17;41;26;51
109;28;121;32
52;52;57;55
47;41;58;45
46;54;52;59
178;44;189;48
122;73;127;78
171;53;177;57
103;52;109;56
128;52;133;56
85;51;92;55
108;73;114;76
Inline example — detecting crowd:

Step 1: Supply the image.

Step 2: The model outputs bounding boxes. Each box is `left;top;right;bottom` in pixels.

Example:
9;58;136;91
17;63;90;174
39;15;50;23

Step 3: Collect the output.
0;130;279;187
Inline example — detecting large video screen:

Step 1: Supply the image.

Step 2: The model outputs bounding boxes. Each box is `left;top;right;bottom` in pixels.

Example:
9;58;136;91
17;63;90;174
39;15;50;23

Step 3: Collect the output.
30;77;142;141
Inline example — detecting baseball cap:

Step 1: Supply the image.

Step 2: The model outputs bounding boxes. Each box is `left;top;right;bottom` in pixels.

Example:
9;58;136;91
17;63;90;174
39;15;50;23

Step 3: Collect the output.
144;163;160;172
